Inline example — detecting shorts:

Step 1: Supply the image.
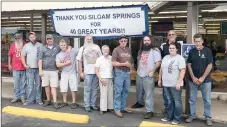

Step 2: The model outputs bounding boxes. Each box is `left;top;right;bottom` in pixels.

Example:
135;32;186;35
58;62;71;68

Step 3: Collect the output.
41;71;59;87
60;73;78;92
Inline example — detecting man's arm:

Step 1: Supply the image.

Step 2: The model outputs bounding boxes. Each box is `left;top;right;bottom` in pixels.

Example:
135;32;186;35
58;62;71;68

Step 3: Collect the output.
8;45;13;71
21;46;29;69
111;48;129;67
199;63;213;81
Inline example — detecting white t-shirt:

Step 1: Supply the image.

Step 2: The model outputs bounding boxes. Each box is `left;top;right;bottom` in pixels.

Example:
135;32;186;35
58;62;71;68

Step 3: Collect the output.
161;54;186;87
76;45;102;74
95;55;113;78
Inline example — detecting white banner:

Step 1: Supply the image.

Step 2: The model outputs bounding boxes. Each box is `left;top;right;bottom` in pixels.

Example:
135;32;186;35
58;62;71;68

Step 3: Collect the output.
50;4;149;39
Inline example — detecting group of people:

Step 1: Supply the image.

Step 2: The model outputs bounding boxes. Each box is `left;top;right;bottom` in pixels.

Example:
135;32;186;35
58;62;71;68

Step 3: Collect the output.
8;30;213;126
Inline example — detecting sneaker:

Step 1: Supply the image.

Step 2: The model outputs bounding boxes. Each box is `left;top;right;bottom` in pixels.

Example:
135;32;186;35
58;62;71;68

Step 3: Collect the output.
131;102;144;108
115;111;123;118
85;107;91;112
161;117;170;122
11;98;20;103
185;117;195;123
70;103;78;109
171;120;179;125
23;102;29;106
206;120;212;126
37;101;43;105
53;102;60;109
43;101;51;107
21;98;26;104
99;111;104;115
91;106;98;111
122;109;132;113
144;112;154;119
59;102;68;108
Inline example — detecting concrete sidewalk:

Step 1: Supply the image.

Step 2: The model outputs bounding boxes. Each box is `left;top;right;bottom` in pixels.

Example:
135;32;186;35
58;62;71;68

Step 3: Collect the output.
1;77;227;123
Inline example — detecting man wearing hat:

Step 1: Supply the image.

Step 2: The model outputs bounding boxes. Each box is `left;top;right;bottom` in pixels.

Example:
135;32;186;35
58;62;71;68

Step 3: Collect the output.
112;35;132;118
38;34;61;109
21;32;43;105
8;33;27;104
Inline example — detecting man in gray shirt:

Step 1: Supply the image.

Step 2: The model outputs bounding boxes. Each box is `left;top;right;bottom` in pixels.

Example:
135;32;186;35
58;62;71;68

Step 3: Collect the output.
56;39;79;109
21;32;43;105
38;34;61;109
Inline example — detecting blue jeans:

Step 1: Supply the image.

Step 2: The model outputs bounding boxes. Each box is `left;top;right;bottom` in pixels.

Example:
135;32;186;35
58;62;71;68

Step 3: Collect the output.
163;88;168;109
114;69;131;112
84;74;99;108
164;86;183;122
13;70;26;99
189;81;212;120
26;68;42;104
136;75;145;105
136;75;155;112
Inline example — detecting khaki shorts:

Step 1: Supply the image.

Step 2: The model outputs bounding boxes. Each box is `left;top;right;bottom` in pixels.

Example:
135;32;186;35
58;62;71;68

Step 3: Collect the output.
60;73;78;92
41;71;59;87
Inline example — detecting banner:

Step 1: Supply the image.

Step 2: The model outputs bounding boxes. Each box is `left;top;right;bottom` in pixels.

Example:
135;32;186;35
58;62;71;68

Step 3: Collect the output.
50;4;149;39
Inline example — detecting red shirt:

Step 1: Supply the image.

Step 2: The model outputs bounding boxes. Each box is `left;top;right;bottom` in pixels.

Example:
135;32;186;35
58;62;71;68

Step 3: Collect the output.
8;42;26;70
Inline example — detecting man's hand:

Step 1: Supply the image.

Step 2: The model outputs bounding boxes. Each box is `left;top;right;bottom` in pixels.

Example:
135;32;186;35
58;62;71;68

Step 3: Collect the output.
124;61;131;68
80;72;84;79
176;83;181;90
148;71;154;78
192;76;200;85
158;80;162;87
24;64;30;70
100;79;107;86
8;64;12;71
65;60;71;66
39;70;44;77
198;77;205;84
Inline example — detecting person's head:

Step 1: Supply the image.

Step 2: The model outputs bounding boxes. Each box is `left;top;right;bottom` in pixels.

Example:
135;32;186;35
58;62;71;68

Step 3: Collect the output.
84;35;94;48
119;34;128;48
14;33;23;43
101;45;110;57
167;30;177;44
59;39;68;52
29;32;36;43
193;34;204;50
46;34;54;46
169;43;178;56
140;35;154;51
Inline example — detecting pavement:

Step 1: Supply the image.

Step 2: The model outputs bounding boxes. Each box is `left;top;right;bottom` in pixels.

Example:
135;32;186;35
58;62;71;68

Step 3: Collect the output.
1;78;227;125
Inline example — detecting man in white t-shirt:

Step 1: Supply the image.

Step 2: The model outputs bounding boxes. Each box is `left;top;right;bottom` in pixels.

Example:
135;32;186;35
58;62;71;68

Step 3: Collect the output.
95;45;114;115
77;35;102;112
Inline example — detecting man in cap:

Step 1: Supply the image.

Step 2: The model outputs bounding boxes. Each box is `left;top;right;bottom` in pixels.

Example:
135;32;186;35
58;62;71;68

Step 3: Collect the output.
21;32;43;105
112;34;132;118
38;34;61;109
8;33;27;104
77;35;102;112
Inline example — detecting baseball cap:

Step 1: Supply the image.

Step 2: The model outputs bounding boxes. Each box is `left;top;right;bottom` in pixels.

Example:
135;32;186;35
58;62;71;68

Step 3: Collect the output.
46;34;53;39
119;34;128;40
14;33;22;38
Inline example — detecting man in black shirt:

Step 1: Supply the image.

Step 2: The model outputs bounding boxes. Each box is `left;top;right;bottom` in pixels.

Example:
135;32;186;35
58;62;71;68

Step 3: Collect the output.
185;34;213;126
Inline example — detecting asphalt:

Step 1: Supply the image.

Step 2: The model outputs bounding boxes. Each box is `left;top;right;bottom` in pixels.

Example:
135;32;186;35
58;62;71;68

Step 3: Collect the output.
1;98;227;127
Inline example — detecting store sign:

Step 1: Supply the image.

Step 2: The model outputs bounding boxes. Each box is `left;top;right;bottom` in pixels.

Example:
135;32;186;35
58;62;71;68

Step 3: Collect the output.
50;5;149;39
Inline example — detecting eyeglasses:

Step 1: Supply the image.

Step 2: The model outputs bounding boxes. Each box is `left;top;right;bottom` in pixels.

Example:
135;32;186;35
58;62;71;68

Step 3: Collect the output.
169;48;176;49
15;38;21;40
168;34;175;36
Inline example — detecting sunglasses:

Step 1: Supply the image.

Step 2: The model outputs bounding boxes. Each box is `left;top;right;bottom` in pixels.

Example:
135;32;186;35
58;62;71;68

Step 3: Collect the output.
46;38;52;40
15;38;21;40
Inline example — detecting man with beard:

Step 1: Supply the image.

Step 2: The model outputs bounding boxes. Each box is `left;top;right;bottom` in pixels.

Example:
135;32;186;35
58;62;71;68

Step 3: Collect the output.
134;35;161;119
21;32;43;105
8;33;27;104
160;30;182;114
112;35;132;118
77;35;102;112
38;34;61;109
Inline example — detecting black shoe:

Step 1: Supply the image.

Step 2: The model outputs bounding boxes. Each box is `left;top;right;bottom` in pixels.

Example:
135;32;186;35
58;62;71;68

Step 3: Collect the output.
107;109;114;113
144;112;154;119
43;100;51;107
53;102;60;109
70;103;78;109
131;102;144;108
91;106;98;111
59;102;68;108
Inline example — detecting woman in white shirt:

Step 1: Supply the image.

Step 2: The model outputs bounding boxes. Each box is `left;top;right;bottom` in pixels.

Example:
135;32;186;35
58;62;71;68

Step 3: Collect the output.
158;43;186;125
95;45;114;115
